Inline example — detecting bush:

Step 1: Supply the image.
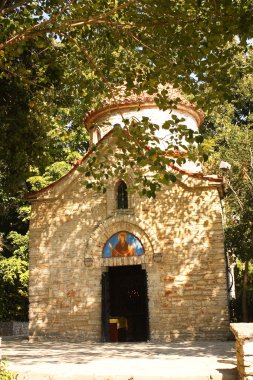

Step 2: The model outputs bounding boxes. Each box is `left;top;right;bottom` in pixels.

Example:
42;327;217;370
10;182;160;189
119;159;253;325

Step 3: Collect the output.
0;359;16;380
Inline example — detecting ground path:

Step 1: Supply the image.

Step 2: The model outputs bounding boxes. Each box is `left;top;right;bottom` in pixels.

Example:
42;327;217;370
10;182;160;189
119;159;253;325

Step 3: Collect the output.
2;339;237;380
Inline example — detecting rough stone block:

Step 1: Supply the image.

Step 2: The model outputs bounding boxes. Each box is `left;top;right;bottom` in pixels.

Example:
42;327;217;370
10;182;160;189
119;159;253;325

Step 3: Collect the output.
28;149;228;342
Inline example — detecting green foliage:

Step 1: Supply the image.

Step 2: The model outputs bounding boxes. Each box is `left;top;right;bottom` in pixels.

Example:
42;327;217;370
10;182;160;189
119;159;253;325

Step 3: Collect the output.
1;0;253;194
43;161;72;182
1;0;253;321
203;60;253;262
80;115;203;197
236;259;253;291
17;205;31;223
0;231;29;320
0;256;28;291
0;158;74;321
0;359;16;380
0;75;47;194
216;136;252;263
203;60;253;321
7;231;29;261
27;161;72;191
0;38;89;196
234;259;253;321
26;176;50;192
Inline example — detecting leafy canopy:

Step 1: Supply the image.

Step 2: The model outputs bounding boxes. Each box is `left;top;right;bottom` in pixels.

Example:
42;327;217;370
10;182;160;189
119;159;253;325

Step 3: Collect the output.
1;0;253;195
1;0;253;321
202;62;253;263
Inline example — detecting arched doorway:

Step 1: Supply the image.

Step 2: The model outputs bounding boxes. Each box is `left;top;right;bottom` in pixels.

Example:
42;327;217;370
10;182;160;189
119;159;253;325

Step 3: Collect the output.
102;265;149;342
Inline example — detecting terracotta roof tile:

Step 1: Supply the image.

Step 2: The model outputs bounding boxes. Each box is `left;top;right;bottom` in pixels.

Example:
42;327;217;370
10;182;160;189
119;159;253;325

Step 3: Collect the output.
83;85;205;129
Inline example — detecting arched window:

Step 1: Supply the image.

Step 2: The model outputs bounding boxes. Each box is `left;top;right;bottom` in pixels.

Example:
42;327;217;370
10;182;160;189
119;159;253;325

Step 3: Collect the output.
117;180;128;209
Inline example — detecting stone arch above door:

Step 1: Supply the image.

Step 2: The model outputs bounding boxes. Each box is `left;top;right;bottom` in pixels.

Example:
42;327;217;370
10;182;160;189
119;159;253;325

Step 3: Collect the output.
84;215;162;268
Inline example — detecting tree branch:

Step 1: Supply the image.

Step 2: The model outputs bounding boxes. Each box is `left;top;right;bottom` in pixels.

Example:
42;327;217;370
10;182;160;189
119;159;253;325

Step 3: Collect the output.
226;179;244;210
58;31;130;111
0;0;138;50
0;0;7;14
0;0;75;49
250;146;253;170
59;31;109;84
1;0;30;15
2;67;46;89
120;27;176;65
67;19;133;28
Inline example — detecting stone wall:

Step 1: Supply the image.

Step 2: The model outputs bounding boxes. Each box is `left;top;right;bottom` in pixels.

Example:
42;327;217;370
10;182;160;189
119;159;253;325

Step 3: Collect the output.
0;321;28;336
230;323;253;380
28;161;230;342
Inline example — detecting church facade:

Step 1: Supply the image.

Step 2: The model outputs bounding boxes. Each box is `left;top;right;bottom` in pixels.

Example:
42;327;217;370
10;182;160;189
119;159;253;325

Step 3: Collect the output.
27;90;230;342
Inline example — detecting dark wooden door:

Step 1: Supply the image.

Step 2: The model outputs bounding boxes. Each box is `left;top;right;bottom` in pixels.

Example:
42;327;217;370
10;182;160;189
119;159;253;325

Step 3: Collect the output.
108;265;149;342
101;271;110;342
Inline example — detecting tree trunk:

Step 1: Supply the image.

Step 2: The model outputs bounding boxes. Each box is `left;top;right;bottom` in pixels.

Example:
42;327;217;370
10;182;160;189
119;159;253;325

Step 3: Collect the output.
242;260;249;322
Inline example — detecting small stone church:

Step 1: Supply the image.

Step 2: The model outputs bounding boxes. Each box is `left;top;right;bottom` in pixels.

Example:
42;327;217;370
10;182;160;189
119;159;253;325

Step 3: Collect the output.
27;88;230;342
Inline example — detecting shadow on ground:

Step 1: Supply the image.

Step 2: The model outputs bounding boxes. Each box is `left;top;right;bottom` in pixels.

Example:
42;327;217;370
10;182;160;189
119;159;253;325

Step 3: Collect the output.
2;339;236;365
1;339;238;380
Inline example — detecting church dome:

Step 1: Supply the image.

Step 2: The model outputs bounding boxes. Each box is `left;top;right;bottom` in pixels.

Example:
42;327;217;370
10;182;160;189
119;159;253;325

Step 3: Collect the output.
83;85;204;130
83;85;204;151
83;86;204;147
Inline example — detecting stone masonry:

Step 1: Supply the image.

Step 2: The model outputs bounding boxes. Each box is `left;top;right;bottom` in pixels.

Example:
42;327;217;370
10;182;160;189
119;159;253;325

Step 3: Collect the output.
27;95;230;342
230;323;253;380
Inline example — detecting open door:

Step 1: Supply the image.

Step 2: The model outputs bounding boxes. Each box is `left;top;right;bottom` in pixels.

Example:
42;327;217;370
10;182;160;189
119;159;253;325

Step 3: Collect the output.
101;271;110;342
102;265;149;342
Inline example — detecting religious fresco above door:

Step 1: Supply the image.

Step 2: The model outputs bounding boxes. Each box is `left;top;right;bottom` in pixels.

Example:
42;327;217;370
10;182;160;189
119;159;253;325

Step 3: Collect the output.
103;231;144;258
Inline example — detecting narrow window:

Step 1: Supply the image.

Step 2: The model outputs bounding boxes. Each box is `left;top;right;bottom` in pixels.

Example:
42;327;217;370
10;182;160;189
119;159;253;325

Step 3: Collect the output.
117;181;128;209
94;128;101;144
96;129;101;142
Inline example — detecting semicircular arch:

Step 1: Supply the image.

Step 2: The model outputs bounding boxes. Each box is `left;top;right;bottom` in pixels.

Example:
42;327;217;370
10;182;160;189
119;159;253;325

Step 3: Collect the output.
84;215;162;267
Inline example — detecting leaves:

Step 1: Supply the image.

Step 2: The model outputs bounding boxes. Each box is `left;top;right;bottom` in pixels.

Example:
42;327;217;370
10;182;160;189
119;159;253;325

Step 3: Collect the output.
203;63;253;264
79;113;203;198
1;0;253;322
1;1;253;195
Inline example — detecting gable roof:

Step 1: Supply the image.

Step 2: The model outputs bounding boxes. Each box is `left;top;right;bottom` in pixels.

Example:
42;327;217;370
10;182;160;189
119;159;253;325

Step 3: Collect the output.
25;129;223;201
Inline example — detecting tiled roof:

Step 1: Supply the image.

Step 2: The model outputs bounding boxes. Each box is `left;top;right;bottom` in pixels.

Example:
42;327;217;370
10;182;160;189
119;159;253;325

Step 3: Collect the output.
83;85;205;129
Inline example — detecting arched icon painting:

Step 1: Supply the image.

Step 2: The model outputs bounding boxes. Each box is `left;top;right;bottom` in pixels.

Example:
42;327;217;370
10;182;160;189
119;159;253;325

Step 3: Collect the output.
103;231;144;258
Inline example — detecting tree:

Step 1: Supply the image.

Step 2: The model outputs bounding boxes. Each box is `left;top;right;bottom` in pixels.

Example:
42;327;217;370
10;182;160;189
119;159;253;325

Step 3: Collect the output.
0;39;89;195
0;229;29;321
1;1;253;195
0;160;73;321
202;68;253;321
222;125;253;322
1;0;253;321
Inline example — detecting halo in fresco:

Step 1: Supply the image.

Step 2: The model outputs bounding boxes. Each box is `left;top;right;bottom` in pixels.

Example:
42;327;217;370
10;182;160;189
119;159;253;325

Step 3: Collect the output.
103;231;144;258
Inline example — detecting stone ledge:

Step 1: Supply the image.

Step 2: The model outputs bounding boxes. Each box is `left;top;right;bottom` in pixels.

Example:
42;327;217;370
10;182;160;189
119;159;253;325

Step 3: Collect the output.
230;323;253;380
230;323;253;340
